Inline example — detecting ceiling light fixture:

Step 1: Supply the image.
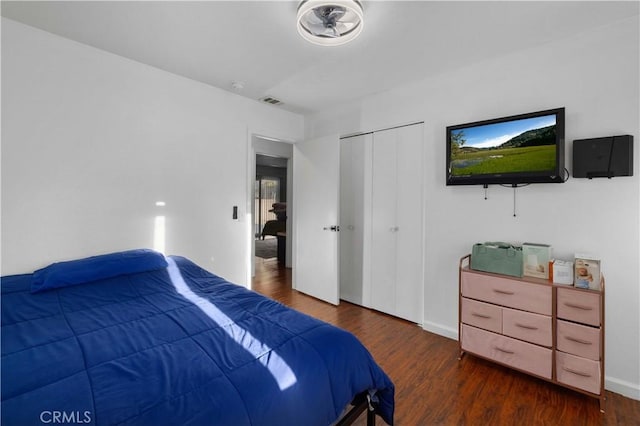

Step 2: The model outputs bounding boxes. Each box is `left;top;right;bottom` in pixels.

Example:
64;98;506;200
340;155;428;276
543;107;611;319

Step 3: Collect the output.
296;0;364;46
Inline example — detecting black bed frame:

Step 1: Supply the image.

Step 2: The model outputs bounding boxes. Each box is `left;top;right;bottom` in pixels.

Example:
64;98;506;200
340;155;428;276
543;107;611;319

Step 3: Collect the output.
336;392;377;426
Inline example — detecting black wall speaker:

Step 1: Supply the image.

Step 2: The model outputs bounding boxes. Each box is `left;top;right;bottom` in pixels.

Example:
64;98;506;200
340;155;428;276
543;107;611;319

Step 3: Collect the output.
572;135;634;178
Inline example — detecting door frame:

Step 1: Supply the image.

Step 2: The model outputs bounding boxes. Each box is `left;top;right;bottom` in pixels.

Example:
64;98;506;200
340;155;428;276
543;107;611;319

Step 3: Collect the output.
247;134;294;284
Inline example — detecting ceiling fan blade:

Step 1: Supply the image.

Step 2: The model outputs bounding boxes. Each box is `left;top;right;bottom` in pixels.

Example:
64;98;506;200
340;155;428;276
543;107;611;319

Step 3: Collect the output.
311;8;327;23
335;21;357;32
311;5;346;25
326;8;346;20
306;11;325;25
306;22;339;37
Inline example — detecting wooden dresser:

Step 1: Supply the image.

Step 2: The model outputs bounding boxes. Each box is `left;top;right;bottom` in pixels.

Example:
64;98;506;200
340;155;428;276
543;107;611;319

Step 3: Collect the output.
458;254;605;411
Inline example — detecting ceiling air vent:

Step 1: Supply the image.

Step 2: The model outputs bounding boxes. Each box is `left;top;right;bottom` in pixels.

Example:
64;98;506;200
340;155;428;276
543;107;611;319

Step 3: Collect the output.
260;96;283;106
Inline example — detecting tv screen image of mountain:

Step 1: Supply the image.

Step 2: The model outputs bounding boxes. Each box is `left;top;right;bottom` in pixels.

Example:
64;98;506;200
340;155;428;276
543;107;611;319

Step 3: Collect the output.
446;108;565;186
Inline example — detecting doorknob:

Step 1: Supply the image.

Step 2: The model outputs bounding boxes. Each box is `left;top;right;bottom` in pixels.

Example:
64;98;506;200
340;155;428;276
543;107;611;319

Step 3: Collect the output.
323;225;340;232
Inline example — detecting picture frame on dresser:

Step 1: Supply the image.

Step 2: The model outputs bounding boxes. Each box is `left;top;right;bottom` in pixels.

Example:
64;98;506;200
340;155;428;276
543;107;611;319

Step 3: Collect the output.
458;254;606;412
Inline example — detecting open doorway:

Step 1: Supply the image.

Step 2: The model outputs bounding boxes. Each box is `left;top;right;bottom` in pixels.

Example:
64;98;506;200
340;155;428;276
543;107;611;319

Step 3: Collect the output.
251;136;293;280
255;155;287;262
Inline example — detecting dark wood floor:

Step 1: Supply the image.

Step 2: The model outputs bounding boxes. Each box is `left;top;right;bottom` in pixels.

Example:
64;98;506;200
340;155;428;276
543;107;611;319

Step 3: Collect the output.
252;258;640;426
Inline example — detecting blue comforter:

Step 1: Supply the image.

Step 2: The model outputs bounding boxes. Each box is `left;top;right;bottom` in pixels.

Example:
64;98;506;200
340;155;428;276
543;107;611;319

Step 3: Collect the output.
1;255;394;425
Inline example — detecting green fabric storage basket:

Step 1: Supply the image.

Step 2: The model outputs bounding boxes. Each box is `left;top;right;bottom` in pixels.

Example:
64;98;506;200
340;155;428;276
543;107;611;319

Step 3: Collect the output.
471;242;523;277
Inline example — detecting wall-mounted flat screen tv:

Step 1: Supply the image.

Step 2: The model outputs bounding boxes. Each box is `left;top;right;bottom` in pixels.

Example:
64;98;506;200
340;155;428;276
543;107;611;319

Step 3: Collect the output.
446;108;565;186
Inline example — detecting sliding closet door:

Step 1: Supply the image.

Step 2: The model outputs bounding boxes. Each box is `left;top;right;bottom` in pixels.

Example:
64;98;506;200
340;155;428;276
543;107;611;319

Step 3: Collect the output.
339;134;372;305
370;123;423;323
370;130;398;315
394;124;423;323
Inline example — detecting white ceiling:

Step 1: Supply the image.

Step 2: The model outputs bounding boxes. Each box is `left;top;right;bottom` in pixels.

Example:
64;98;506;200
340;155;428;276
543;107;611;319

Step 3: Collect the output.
2;1;638;115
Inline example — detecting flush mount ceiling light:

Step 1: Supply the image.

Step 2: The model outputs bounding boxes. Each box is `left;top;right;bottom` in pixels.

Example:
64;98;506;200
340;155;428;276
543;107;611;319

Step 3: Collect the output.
297;0;364;46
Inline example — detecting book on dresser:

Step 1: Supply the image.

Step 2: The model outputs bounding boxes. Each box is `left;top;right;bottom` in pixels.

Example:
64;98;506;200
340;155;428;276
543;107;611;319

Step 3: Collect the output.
522;242;552;279
458;254;605;412
574;253;601;291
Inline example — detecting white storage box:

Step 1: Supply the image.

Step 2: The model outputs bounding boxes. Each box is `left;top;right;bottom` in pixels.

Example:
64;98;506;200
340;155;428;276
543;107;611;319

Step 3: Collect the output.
552;259;573;285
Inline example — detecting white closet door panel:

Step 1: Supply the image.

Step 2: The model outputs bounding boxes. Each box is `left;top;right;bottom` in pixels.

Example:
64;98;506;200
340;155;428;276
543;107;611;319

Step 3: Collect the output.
394;124;424;323
339;134;371;305
370;129;398;315
360;136;373;308
339;139;356;302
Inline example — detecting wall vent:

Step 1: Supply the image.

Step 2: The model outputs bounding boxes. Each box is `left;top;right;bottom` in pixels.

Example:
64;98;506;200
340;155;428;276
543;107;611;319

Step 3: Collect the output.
260;96;283;106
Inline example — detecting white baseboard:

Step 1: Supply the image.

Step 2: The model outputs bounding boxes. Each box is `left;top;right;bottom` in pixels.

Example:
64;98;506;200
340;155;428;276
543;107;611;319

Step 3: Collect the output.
421;321;640;402
605;376;640;401
421;320;458;341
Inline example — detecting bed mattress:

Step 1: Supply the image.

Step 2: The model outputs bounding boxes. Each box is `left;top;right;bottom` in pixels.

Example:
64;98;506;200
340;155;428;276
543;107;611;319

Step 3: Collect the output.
1;254;394;425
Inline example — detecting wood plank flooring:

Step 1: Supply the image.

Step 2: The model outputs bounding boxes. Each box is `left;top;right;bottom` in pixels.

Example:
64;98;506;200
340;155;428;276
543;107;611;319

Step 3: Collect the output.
252;259;640;425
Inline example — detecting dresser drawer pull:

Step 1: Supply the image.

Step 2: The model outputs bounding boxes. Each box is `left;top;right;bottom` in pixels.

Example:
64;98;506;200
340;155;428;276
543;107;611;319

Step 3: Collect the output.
515;323;538;330
492;289;515;295
563;367;592;378
494;347;515;354
565;336;593;345
471;312;492;319
563;302;593;311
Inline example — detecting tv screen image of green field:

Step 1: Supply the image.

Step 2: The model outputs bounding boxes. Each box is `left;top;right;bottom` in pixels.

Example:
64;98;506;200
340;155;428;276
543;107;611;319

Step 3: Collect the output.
450;114;557;176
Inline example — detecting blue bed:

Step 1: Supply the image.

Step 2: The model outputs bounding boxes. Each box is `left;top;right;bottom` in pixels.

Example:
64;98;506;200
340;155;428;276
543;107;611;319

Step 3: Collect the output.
1;250;394;425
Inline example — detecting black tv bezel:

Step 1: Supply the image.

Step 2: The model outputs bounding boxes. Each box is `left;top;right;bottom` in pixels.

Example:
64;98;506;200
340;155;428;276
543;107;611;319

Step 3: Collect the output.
446;107;565;186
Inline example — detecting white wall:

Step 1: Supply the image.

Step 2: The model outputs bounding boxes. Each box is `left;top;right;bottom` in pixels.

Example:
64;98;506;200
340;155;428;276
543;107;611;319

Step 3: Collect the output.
1;18;304;286
305;16;640;399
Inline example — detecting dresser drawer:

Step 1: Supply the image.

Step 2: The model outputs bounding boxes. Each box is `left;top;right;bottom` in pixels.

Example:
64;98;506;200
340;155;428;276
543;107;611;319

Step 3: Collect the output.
556;351;601;395
557;320;601;361
503;307;552;347
461;297;502;333
557;288;601;326
461;271;551;315
461;324;552;379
